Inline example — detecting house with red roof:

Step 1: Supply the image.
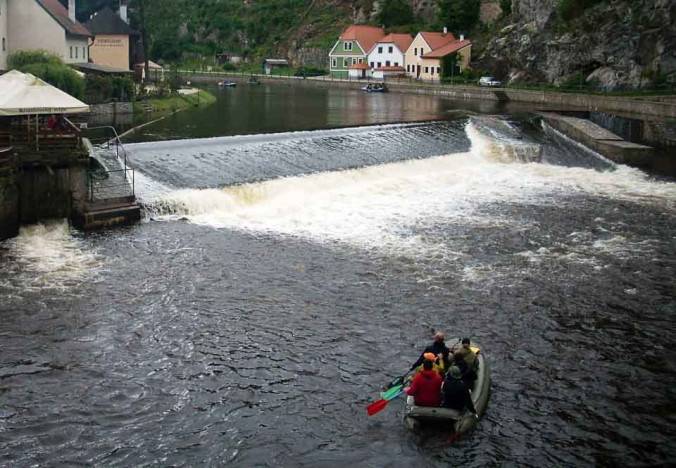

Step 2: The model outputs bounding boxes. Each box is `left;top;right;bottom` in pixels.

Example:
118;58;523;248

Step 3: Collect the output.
404;28;471;82
367;33;413;80
329;25;385;79
0;0;91;71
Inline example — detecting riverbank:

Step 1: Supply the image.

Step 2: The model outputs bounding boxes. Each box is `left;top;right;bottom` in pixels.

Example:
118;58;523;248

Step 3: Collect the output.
133;88;217;114
178;71;676;120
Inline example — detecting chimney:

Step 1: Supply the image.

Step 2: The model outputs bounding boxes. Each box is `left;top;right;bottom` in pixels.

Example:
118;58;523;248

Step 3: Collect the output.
443;26;447;35
68;0;76;22
119;0;128;24
460;34;464;41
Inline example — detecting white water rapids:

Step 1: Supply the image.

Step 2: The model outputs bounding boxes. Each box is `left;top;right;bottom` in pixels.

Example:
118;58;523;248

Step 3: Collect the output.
143;121;675;260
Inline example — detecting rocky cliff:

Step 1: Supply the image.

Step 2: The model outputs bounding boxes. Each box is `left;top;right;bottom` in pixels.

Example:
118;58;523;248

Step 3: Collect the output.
479;0;676;89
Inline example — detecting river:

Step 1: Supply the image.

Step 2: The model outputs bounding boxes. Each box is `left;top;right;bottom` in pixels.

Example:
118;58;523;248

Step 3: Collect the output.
1;85;675;467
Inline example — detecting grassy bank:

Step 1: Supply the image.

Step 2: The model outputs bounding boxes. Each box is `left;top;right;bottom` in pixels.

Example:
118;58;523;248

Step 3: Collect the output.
133;89;217;115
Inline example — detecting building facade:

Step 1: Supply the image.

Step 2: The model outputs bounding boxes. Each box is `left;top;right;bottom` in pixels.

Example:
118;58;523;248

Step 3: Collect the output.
1;0;91;71
329;25;384;78
367;33;412;71
0;0;8;70
405;31;456;80
86;6;134;71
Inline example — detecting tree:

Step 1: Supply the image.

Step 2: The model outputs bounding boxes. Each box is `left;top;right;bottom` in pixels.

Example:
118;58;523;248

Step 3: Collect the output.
437;0;481;34
8;51;85;99
377;0;415;28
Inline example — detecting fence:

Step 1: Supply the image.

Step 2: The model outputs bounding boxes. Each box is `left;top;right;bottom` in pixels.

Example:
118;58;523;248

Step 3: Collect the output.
81;126;135;203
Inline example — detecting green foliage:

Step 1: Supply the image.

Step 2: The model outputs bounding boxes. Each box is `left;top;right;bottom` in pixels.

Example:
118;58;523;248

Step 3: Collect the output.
84;75;136;104
222;63;237;71
8;51;85;100
557;0;604;22
376;0;415;28
437;0;481;34
294;66;326;77
500;0;512;17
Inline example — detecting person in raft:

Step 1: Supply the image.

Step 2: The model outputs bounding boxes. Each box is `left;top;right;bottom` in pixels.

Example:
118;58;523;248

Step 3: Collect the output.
441;366;477;415
405;357;443;407
410;331;450;371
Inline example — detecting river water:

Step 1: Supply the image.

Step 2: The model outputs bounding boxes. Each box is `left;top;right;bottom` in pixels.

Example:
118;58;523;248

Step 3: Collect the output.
1;87;675;467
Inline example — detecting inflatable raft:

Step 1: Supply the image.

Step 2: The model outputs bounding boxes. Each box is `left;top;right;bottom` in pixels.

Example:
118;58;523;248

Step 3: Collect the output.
404;342;490;434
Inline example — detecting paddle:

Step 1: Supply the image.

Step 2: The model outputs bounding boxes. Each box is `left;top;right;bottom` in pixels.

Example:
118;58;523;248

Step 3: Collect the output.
366;388;404;416
385;370;411;391
380;384;403;400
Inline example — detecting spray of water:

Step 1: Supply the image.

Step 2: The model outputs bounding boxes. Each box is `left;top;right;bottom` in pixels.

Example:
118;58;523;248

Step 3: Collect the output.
0;221;102;292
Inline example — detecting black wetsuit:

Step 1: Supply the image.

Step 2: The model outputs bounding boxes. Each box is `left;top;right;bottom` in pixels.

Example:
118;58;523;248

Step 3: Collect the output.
410;341;450;370
441;375;476;413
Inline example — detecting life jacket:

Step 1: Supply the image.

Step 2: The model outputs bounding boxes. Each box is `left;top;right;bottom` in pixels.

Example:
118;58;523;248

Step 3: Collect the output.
406;370;443;407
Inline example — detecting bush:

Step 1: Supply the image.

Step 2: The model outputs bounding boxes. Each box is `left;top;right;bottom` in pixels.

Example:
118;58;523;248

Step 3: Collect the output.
222;63;237;71
84;75;136;104
558;0;604;22
294;66;326;77
500;0;512;17
8;50;85;99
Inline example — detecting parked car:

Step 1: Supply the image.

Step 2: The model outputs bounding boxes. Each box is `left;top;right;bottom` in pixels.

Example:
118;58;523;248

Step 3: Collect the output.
478;76;502;87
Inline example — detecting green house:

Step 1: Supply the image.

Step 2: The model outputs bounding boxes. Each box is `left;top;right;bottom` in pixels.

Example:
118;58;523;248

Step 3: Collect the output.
329;25;384;78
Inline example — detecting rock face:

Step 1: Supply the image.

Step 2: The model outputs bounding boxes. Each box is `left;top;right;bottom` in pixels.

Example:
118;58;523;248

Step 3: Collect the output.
479;0;676;90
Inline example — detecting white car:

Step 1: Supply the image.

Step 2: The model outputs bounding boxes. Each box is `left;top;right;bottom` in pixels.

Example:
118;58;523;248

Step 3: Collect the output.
478;76;502;87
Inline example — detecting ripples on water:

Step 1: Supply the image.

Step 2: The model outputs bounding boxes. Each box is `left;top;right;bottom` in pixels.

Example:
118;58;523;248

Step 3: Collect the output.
0;117;675;466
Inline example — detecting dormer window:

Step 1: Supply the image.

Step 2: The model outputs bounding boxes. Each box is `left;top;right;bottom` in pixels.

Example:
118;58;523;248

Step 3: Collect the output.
344;42;352;51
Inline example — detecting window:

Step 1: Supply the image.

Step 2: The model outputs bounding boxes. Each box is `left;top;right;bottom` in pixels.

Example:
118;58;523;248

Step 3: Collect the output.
82;47;86;60
394;62;398;67
420;49;424;57
437;67;441;74
70;46;73;59
343;58;349;67
2;38;5;52
386;60;390;67
377;62;381;68
431;67;434;75
344;41;352;51
414;47;417;56
358;58;363;64
378;46;383;54
352;58;357;65
424;66;428;73
370;62;374;68
388;46;393;53
406;65;410;72
75;47;79;59
332;58;337;68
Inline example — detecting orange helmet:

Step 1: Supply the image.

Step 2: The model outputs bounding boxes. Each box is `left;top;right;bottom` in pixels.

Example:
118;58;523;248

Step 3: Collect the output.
423;352;437;362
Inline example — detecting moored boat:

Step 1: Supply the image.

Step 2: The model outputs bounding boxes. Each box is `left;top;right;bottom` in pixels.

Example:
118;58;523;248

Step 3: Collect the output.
218;80;237;87
404;341;490;434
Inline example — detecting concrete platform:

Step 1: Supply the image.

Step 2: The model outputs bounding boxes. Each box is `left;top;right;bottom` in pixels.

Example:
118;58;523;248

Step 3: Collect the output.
539;112;654;165
75;198;141;230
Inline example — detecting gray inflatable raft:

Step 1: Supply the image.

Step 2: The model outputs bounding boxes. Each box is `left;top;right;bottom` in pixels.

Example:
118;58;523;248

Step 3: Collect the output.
404;343;490;434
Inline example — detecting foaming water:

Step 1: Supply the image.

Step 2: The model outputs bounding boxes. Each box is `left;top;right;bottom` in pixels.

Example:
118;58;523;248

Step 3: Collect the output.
144;121;676;263
0;221;101;292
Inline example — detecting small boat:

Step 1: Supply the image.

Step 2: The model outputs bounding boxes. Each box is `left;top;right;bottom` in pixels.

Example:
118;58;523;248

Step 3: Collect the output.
218;80;237;87
404;341;491;434
362;83;387;93
248;77;261;85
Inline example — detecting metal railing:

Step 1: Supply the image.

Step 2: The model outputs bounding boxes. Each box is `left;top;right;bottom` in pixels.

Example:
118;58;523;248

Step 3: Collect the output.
81;126;135;203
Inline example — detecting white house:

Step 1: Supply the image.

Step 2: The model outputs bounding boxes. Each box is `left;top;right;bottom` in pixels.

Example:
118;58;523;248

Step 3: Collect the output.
1;0;91;71
367;33;413;79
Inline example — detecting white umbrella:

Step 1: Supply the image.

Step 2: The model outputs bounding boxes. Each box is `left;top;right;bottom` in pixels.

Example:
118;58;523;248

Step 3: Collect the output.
0;70;89;116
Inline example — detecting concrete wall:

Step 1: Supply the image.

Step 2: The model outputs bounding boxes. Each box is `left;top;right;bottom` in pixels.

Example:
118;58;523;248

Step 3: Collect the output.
66;35;89;64
0;0;8;70
8;0;66;62
0;173;18;240
89;101;134;115
17;163;88;224
89;34;129;70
